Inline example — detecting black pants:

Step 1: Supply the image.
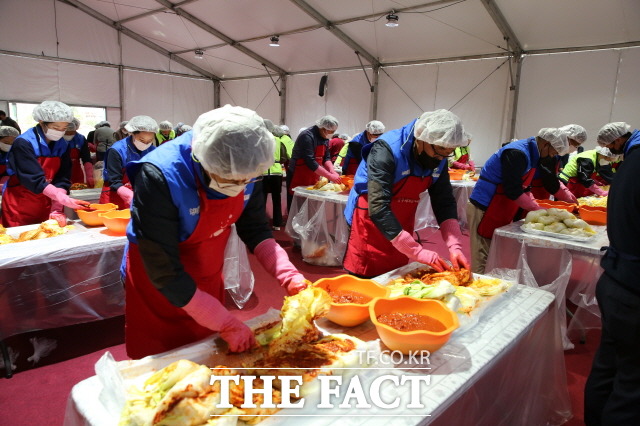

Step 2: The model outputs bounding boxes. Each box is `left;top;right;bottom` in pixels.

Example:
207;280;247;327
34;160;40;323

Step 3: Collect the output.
584;272;640;425
262;174;283;227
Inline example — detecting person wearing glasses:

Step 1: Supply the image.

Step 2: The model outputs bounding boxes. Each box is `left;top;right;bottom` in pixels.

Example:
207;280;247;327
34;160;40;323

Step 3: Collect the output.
343;110;470;278
1;101;89;228
467;128;570;273
99;116;158;209
121;105;309;358
340;120;386;176
286;115;342;211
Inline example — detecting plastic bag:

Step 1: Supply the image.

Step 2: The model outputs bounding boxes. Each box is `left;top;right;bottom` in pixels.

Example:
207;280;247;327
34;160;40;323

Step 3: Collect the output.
291;199;342;266
222;224;255;309
93;161;104;188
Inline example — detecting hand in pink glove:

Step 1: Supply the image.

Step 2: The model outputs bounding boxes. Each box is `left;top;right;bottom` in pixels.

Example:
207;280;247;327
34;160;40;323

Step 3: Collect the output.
315;166;343;185
514;192;543;211
254;238;309;295
391;230;450;272
116;186;134;207
324;160;337;175
182;288;256;352
468;160;476;171
554;183;578;204
42;184;91;210
439;219;470;271
83;162;95;187
589;183;608;197
49;211;67;227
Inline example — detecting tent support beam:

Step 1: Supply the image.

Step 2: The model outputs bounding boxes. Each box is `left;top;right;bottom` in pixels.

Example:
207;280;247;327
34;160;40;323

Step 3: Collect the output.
214;80;221;108
58;0;219;80
153;0;286;75
288;0;380;68
371;65;380;120
117;0;201;24
508;54;523;141
479;0;522;54
280;74;287;124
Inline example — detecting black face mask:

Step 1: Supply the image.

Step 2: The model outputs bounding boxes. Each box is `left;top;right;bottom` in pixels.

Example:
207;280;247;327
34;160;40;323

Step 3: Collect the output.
415;147;441;170
609;144;624;155
538;155;556;173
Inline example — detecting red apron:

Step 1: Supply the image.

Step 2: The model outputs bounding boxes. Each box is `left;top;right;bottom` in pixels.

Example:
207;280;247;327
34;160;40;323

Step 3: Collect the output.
566;174;598;198
288;144;326;194
456;153;470;164
69;147;85;185
343;176;431;278
530;178;550;200
344;159;359;176
99;169;131;209
124;181;245;359
1;157;61;227
477;168;536;239
0;164;6;177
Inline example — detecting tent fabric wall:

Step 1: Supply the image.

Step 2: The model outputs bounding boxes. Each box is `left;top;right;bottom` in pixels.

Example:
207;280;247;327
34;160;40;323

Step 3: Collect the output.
122;70;214;127
516;47;640;151
219;78;281;123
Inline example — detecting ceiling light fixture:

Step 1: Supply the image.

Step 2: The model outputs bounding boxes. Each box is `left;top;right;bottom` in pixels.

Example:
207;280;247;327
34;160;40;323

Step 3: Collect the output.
385;12;399;27
194;49;204;59
269;35;280;47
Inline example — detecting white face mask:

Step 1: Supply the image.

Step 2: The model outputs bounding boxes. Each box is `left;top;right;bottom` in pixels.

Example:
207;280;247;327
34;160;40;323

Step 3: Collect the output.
133;139;153;152
0;142;11;152
208;177;245;197
44;126;66;141
63;134;74;141
599;159;610;166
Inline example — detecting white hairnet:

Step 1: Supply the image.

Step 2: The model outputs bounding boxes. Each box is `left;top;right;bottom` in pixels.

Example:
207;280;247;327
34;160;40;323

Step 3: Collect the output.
0;126;20;138
597;122;631;146
119;121;128;129
125;116;159;133
414;109;466;148
159;120;173;131
180;124;192;132
537;128;569;156
595;146;614;157
32;101;73;123
366;120;385;135
192;105;275;180
66;118;80;131
559;124;587;145
316;115;339;131
272;125;285;138
263;119;276;134
280;125;290;134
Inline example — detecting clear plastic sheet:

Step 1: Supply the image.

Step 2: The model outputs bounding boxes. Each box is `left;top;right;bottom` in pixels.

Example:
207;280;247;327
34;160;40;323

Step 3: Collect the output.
0;223;126;341
486;221;607;343
414;180;476;232
288;188;349;266
65;279;571;425
223;224;255;309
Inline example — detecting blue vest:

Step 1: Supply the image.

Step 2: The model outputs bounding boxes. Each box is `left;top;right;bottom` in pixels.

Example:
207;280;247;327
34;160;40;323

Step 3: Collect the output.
344;119;447;225
623;129;640;156
0;151;8;169
103;136;156;182
67;133;86;150
6;126;69;176
470;137;540;208
342;131;368;169
125;132;255;244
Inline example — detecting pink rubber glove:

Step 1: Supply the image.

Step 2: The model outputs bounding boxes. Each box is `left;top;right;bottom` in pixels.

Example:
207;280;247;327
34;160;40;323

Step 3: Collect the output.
514;192;543;211
452;161;467;169
314;166;342;184
42;184;90;210
468;160;476;171
83;162;95;187
589;183;608;197
49;211;67;227
391;230;450;272
324;160;337;175
182;288;256;352
116;186;134;207
554;183;578;204
439;218;470;271
254;238;309;295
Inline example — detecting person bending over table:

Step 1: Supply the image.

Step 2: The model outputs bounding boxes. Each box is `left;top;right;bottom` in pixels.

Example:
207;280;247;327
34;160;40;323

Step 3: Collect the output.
448;132;475;171
585;121;640;425
467;128;570;274
1;101;89;228
558;146;614;198
64;118;94;188
343;109;470;278
123;105;309;359
340;120;386;176
0;126;20;191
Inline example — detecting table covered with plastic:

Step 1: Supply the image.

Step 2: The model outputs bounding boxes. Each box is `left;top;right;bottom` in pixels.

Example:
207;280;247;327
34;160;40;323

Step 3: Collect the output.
485;220;608;348
414;179;476;232
0;222;127;342
64;266;570;425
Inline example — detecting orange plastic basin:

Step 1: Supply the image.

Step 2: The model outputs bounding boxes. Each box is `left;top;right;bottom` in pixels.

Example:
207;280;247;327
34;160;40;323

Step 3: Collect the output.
537;199;577;213
448;169;465;180
314;275;389;327
99;209;131;235
579;205;607;226
76;203;118;226
369;297;459;354
340;175;355;190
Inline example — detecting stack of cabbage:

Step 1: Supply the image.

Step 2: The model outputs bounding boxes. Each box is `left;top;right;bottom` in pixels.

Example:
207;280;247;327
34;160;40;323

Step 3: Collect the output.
578;196;608;208
523;208;596;237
